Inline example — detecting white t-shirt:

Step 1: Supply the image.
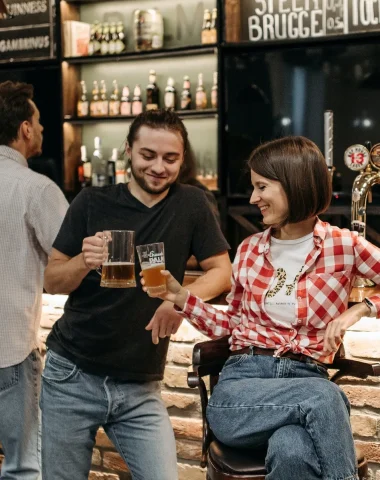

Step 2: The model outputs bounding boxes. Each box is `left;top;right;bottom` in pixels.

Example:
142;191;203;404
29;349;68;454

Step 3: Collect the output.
264;232;314;327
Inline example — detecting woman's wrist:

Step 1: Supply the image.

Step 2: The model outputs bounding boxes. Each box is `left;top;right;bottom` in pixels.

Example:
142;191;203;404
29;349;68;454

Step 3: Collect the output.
174;287;188;310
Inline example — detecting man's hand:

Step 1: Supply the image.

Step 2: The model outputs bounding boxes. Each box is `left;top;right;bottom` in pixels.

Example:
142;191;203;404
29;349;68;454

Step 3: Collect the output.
145;301;183;345
323;302;370;354
82;232;108;270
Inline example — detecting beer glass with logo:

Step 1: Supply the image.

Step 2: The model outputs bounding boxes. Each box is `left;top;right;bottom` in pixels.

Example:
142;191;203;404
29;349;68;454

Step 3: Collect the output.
136;242;166;294
99;230;136;288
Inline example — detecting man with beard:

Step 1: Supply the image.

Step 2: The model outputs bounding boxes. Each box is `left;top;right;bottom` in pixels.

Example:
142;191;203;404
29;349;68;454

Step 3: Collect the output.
0;81;68;479
42;109;231;480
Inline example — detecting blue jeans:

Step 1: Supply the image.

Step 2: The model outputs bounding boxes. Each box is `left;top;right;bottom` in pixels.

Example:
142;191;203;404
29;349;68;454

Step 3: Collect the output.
206;352;358;480
40;350;178;480
0;349;42;480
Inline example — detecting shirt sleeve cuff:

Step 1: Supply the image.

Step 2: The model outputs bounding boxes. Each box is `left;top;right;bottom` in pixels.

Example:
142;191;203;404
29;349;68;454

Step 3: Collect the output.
174;290;193;316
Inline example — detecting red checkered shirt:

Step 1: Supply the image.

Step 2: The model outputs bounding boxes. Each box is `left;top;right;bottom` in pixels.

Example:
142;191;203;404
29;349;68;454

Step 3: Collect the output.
180;219;380;363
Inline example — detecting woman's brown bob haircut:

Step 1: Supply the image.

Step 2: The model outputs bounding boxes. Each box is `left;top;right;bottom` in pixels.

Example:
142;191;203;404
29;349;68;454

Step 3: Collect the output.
247;136;332;227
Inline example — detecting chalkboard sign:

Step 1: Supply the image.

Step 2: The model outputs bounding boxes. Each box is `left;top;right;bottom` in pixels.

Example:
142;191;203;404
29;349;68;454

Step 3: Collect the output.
0;0;55;62
241;0;380;42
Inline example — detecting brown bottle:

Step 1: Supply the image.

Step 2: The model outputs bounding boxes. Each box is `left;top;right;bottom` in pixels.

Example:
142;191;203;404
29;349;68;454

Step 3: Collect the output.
90;80;100;116
201;9;211;44
180;76;192;110
195;73;207;110
77;80;89;117
146;70;159;110
109;80;120;116
209;8;218;44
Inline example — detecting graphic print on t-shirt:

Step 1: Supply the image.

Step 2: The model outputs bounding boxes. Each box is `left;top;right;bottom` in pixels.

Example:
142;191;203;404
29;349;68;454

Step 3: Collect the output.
264;232;314;327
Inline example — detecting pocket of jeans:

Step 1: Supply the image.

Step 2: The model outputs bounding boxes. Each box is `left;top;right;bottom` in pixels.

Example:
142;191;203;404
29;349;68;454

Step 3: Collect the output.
42;350;78;383
0;364;19;392
222;354;248;370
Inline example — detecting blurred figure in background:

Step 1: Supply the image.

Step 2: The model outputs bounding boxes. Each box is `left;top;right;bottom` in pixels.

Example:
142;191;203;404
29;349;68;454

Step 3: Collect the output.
0;80;68;480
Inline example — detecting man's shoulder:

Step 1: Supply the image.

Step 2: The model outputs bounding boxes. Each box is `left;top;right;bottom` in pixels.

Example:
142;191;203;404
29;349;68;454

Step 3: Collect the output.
172;183;210;203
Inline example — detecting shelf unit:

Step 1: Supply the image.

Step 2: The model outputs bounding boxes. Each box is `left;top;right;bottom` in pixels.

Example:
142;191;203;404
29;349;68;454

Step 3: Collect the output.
60;0;221;196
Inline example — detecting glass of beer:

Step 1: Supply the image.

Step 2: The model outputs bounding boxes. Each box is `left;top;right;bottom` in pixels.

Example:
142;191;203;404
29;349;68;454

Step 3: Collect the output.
136;242;166;295
99;230;136;288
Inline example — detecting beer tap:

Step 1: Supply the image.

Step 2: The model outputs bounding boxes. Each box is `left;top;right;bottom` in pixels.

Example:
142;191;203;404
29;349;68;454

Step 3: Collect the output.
324;110;335;181
344;141;380;287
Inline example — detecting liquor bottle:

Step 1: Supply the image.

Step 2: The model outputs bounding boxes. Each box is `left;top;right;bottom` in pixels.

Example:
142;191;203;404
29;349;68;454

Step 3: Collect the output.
93;21;102;55
132;84;143;115
99;80;109;116
164;77;176;111
77;80;89;117
91;137;107;187
115;21;127;54
100;22;110;55
120;85;132;115
146;70;159;111
108;148;117;185
209;8;218;43
88;24;96;55
201;9;211;44
196;73;207;110
109;80;120;116
116;154;127;184
78;145;92;188
90;80;100;117
108;22;117;55
211;71;218;109
180;76;192;110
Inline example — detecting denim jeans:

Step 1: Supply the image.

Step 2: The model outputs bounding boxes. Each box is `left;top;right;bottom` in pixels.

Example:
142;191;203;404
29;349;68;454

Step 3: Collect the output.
0;349;42;480
206;351;358;480
40;350;178;480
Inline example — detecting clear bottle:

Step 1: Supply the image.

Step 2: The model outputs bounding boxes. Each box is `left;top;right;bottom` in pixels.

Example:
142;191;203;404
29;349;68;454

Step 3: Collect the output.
195;73;207;110
116;155;127;183
108;22;117;55
209;8;218;44
211;71;218;109
201;9;211;44
91;137;107;187
164;77;176;111
180;76;192;110
78;145;92;188
120;86;132;115
108;148;117;185
146;69;159;111
100;22;110;55
115;21;127;54
99;80;109;116
132;84;143;115
90;80;100;117
93;21;102;55
109;79;120;116
77;80;89;117
88;23;96;56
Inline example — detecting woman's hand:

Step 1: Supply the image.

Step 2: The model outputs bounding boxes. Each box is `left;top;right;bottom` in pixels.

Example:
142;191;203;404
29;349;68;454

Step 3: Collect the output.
323;302;370;354
140;270;189;309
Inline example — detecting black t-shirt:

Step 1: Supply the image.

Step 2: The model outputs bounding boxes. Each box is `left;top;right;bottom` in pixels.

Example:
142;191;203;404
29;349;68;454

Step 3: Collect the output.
47;183;229;381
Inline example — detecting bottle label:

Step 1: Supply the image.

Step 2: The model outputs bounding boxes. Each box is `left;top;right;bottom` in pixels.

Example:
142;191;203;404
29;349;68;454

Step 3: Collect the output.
115;40;125;54
211;90;217;109
164;92;175;109
132;101;143;115
100;42;109;55
120;102;132;115
78;101;89;117
109;42;116;55
109;101;120;116
83;162;92;178
146;103;158;111
196;92;207;109
90;102;98;116
181;97;191;110
100;101;109;116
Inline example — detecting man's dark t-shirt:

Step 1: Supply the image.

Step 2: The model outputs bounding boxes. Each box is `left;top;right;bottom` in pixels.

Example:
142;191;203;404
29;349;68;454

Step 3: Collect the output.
47;183;229;381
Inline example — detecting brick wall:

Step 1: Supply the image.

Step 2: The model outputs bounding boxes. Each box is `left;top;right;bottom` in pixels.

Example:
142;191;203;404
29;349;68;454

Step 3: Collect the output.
11;295;380;479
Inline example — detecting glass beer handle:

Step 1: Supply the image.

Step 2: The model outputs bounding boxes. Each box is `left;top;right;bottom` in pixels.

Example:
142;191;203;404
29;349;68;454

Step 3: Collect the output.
96;266;102;276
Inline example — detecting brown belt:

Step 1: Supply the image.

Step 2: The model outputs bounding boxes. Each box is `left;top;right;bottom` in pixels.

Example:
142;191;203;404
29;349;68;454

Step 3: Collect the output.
230;346;326;368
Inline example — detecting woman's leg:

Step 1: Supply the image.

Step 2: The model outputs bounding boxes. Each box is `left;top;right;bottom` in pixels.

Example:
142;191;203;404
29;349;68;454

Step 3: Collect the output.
207;356;357;480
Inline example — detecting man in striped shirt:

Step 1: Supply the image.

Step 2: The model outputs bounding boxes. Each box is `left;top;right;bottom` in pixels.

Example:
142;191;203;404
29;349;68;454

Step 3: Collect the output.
0;81;68;479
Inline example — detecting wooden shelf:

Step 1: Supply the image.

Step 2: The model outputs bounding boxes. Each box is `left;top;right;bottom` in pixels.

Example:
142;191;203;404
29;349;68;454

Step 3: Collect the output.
63;45;217;64
64;109;218;124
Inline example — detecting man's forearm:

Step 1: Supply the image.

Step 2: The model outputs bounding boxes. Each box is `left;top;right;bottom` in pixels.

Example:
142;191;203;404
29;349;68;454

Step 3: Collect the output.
186;267;230;302
44;253;90;294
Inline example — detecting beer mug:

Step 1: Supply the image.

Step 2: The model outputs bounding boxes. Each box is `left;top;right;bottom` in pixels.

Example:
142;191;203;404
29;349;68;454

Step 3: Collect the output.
98;230;136;288
136;242;166;294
